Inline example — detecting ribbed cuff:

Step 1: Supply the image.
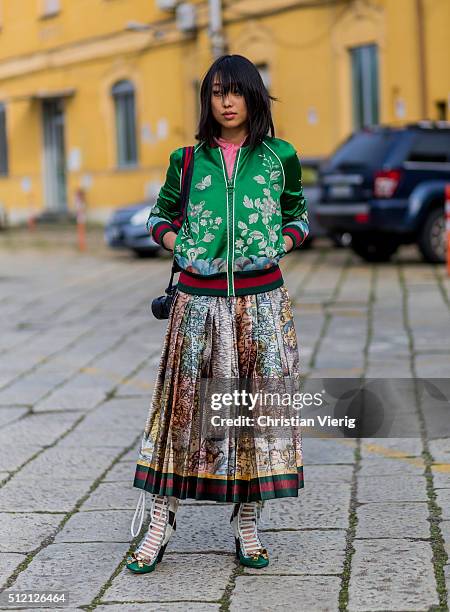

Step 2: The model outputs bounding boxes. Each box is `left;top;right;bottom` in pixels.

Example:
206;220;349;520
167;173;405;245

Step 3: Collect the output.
282;224;308;249
151;220;176;251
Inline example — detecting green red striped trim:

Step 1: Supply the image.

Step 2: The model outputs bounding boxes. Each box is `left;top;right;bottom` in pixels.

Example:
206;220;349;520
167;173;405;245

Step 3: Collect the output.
151;220;176;250
133;463;304;502
177;265;284;297
282;225;305;249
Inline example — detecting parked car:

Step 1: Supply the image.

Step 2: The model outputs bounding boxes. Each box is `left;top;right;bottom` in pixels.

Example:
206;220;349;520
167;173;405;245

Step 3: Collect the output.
104;202;161;257
301;157;348;248
315;122;450;262
301;157;325;247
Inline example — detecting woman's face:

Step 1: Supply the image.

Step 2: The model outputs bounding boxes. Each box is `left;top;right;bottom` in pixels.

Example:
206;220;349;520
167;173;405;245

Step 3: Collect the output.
211;77;248;131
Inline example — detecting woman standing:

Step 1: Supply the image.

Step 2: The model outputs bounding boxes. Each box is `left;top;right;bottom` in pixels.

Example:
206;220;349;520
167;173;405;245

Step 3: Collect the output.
126;54;309;573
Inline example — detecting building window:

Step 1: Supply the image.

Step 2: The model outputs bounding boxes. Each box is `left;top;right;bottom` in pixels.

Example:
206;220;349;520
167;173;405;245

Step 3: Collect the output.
256;63;271;93
0;103;8;176
436;100;448;121
112;80;138;167
350;44;379;130
40;0;61;18
193;78;200;126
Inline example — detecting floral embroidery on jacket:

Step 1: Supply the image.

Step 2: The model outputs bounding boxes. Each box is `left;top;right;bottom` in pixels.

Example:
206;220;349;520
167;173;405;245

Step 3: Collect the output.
235;152;284;260
174;199;223;261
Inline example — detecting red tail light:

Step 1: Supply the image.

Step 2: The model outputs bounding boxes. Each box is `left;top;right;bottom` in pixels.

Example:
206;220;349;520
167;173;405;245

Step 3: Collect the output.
355;212;369;224
374;169;402;198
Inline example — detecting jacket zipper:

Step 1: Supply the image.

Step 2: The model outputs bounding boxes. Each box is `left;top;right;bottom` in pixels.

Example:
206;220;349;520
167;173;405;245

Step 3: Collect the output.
219;147;242;297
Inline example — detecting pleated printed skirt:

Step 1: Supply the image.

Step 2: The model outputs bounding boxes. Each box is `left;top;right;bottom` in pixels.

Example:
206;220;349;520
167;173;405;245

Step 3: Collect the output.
133;284;304;502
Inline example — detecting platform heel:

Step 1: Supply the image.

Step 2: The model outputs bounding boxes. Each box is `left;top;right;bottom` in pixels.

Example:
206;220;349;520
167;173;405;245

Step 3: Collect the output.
126;492;179;574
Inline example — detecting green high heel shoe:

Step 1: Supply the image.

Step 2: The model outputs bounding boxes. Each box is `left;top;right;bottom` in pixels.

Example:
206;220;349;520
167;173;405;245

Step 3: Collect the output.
126;492;178;575
234;537;269;568
126;539;170;574
230;501;269;569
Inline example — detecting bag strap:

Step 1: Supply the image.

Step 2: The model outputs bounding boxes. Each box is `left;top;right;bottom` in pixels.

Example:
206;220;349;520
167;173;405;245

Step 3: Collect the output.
172;145;195;232
181;145;195;208
169;145;195;278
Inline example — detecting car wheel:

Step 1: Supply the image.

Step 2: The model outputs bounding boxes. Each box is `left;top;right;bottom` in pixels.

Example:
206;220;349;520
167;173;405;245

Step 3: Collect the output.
133;249;159;259
417;207;445;263
330;232;352;248
350;234;399;262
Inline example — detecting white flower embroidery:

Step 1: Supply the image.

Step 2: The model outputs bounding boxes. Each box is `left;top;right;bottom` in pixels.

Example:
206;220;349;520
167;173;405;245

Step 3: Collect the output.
239;152;283;258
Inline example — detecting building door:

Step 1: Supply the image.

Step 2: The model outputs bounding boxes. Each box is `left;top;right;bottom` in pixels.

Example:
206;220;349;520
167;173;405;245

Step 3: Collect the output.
350;44;379;130
42;98;67;211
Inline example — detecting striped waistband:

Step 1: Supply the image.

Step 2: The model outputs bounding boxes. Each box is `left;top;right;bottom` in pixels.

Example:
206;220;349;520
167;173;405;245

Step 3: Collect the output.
177;265;284;297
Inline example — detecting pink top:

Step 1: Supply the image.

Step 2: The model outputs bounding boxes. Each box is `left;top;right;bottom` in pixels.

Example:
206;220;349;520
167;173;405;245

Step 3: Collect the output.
214;135;248;181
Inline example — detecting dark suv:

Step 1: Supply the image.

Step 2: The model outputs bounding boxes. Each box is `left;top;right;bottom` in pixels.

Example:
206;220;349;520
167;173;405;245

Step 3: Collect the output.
315;122;450;262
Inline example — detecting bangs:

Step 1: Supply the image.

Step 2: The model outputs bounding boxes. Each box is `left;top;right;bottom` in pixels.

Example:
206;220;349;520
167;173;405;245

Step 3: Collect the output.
212;68;244;96
195;54;277;151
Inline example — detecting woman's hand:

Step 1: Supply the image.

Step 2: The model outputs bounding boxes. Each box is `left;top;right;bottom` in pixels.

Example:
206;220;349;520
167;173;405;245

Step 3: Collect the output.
162;231;177;252
284;235;294;253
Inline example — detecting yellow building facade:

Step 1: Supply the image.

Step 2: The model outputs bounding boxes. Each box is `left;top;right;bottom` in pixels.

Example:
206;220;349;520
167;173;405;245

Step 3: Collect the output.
0;0;448;224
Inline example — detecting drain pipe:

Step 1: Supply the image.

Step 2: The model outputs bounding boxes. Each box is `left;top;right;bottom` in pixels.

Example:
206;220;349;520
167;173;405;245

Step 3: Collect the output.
415;0;428;118
209;0;226;59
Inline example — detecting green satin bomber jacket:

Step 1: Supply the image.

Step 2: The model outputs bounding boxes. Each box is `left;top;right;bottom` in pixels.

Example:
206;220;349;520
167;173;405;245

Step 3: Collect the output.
147;135;309;297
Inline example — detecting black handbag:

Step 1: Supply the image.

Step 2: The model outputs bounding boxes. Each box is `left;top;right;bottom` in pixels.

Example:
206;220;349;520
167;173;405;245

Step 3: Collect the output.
151;146;195;320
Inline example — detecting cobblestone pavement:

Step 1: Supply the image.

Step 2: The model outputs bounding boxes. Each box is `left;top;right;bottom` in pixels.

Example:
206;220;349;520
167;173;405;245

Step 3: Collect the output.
0;234;449;611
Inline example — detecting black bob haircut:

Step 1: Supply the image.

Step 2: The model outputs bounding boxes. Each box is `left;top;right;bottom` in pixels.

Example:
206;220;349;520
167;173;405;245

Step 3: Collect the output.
195;54;278;151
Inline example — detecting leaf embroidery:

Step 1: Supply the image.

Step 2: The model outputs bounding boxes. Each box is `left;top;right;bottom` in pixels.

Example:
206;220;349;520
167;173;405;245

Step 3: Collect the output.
180;198;223;260
253;175;266;184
